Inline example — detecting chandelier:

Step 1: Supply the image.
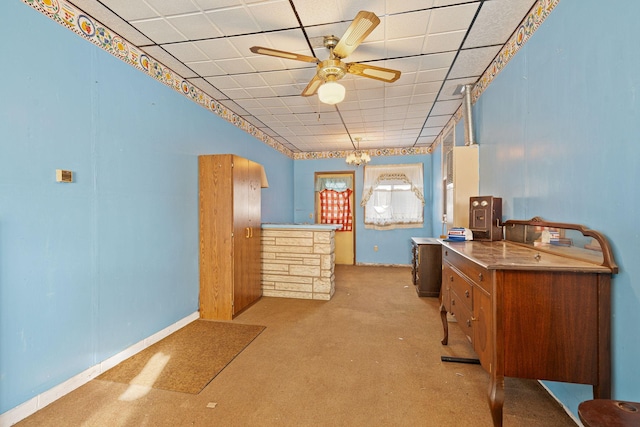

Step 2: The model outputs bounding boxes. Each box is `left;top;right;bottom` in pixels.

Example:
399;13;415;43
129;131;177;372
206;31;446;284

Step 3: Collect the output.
346;138;371;166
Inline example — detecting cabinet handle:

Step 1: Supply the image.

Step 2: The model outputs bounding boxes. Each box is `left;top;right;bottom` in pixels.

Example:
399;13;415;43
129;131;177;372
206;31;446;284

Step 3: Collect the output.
478;273;483;282
250;227;253;238
451;299;456;306
445;250;448;257
465;290;470;298
449;275;454;282
471;317;478;322
245;227;250;238
466;319;471;327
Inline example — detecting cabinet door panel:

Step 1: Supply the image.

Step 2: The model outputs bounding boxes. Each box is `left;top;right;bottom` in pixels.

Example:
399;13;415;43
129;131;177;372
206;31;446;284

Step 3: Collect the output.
502;271;598;383
199;155;234;320
473;285;492;373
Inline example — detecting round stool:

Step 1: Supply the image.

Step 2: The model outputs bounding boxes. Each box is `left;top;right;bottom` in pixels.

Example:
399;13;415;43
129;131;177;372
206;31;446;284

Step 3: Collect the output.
578;399;640;427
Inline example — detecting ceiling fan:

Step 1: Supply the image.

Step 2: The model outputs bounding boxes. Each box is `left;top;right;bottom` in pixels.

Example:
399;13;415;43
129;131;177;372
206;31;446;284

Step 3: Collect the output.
250;11;401;104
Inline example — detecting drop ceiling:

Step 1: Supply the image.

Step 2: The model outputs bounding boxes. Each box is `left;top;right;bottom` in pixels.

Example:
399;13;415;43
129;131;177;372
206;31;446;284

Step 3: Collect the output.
63;0;540;156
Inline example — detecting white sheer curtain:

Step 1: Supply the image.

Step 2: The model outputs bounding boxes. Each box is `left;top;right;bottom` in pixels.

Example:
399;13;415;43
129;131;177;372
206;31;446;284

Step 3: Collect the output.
360;163;425;229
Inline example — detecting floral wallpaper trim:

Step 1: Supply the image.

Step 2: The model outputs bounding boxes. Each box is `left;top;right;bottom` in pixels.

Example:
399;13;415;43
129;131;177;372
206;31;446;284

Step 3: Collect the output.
293;146;430;161
429;0;559;152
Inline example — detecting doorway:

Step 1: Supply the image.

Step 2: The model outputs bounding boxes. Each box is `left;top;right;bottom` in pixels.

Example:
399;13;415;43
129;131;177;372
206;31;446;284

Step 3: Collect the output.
314;171;355;265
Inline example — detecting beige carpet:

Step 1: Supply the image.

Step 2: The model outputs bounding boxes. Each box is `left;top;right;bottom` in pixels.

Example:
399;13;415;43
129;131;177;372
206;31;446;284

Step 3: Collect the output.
98;320;265;394
16;265;577;426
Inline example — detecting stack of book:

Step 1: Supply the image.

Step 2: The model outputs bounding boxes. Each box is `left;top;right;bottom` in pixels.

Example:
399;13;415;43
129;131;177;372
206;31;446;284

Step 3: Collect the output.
447;227;467;242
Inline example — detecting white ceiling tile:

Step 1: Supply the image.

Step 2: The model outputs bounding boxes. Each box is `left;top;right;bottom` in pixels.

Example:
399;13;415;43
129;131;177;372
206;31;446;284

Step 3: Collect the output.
412;81;441;96
67;0;542;154
411;93;438;104
93;0;159;20
205;7;259;36
385;37;425;59
219;100;249;115
246;1;300;31
214;58;255;74
142;0;200;16
448;45;502;79
464;0;537;49
194;38;241;60
420;51;457;70
205;75;239;90
221;87;252;99
132;18;188;44
414;68;449;84
431;99;462;115
425;115;451;127
166;13;223;40
428;3;479;33
186;60;226;77
422;30;466;54
162;42;208;63
386;10;431;39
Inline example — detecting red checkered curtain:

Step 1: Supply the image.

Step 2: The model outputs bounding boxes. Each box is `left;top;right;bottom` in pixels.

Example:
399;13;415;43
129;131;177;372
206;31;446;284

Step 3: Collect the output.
319;189;353;231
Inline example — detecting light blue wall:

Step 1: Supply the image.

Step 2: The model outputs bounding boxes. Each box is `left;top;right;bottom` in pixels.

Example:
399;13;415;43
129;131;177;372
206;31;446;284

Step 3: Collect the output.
5;0;638;422
457;0;640;418
293;155;433;265
0;1;292;414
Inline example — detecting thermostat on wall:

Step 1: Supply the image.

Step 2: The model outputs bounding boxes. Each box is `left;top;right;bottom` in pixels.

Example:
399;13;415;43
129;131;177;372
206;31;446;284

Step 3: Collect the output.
56;169;73;183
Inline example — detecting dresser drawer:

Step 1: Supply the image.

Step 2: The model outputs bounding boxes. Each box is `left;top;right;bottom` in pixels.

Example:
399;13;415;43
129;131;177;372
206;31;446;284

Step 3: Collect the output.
442;246;490;291
450;289;473;343
443;262;473;312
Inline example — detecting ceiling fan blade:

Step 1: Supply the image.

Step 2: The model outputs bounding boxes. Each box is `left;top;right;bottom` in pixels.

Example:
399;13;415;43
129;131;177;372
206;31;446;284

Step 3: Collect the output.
250;46;319;63
301;74;323;97
333;11;380;59
346;62;401;83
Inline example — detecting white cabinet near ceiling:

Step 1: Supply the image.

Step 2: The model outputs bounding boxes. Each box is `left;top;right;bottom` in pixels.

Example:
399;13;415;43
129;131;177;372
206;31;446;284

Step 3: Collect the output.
199;154;265;320
445;145;478;230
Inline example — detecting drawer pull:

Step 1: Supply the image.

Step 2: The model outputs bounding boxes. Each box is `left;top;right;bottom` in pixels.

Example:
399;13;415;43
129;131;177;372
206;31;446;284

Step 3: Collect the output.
465;290;470;298
478;273;484;282
466;319;471;327
452;299;456;306
445;250;448;257
449;275;454;282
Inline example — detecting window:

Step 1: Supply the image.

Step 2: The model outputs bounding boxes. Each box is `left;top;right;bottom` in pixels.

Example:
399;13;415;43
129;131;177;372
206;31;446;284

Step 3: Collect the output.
361;164;425;229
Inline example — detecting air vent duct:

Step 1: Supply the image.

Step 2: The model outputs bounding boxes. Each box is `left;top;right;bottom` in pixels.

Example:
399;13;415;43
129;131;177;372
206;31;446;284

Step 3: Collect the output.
462;84;476;146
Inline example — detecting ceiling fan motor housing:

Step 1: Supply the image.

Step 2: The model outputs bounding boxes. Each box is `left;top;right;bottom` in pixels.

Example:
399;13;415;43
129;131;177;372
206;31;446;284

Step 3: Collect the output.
318;59;347;81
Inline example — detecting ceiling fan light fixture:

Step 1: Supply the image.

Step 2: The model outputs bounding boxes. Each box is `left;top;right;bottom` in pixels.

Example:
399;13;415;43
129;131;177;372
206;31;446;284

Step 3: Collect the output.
346;137;370;166
345;151;370;166
318;80;345;105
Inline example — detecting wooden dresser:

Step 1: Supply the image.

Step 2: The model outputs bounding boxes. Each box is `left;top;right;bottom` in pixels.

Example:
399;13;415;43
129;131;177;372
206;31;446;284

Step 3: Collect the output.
439;217;618;426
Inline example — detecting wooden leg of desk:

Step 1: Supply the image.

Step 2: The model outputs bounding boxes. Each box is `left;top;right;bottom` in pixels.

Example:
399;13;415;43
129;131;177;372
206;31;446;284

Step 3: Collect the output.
488;373;505;427
440;304;449;345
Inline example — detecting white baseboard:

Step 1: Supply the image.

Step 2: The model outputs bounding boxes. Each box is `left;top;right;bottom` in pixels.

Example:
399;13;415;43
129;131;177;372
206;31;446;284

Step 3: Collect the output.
0;311;200;427
354;262;411;267
537;380;583;427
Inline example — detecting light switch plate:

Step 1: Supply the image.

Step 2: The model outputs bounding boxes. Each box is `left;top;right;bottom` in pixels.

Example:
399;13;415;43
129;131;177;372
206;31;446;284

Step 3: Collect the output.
56;169;73;183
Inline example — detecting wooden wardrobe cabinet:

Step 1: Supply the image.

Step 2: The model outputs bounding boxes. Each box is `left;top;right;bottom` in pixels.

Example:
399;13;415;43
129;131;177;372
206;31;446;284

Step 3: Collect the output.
439;217;618;427
199;154;265;320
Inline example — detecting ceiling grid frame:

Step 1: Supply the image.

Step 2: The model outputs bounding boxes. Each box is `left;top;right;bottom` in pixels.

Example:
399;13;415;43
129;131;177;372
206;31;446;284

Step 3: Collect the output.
21;0;559;160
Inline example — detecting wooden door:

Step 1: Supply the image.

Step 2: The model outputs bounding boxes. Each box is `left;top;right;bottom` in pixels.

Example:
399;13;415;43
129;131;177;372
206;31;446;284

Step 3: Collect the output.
315;172;355;265
244;160;263;309
199;155;234;320
232;156;262;315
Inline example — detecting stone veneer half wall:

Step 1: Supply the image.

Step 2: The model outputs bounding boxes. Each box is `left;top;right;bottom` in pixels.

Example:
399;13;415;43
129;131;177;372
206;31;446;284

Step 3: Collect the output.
261;225;338;300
